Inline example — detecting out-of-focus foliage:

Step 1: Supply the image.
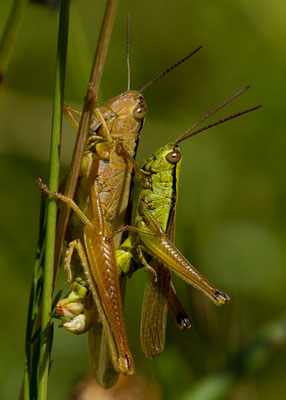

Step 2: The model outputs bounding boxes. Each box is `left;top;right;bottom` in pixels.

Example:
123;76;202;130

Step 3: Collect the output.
0;1;285;399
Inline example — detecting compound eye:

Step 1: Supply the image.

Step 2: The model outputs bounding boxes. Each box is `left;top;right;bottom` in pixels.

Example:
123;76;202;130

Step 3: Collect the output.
133;102;147;119
165;149;181;164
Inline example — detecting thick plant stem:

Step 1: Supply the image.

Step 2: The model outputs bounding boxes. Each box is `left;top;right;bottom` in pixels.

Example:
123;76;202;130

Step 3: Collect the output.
54;0;118;282
37;1;70;399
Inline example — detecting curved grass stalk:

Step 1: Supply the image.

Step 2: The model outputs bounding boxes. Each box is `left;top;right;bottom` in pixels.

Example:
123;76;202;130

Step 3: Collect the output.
23;195;46;400
0;0;28;95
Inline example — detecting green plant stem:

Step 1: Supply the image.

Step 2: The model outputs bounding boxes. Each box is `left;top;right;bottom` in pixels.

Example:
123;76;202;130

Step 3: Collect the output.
21;193;45;400
53;0;118;282
37;1;70;399
182;314;286;400
0;0;28;88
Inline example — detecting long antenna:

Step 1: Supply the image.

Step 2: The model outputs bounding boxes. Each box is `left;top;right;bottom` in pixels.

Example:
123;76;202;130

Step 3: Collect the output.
175;86;250;144
126;14;131;91
139;45;203;94
175;105;262;144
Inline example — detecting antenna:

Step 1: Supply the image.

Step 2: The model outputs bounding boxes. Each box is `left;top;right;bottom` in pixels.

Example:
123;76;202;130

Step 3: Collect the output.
139;45;203;93
175;86;250;143
175;105;262;144
126;14;131;91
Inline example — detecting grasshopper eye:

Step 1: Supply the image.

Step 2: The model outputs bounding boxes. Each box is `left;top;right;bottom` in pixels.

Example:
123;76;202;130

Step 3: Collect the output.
166;149;181;164
133;103;147;119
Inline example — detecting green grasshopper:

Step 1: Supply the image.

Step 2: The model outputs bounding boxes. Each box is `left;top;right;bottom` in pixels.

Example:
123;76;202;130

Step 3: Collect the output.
115;87;262;358
40;39;203;380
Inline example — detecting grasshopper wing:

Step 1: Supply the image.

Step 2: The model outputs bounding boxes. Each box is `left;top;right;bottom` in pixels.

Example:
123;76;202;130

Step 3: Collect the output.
140;206;176;358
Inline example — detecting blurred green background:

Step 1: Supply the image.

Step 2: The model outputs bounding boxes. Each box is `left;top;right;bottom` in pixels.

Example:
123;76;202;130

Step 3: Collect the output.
1;0;286;399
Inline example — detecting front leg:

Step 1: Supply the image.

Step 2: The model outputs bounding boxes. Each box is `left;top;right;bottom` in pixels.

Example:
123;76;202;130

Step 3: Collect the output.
55;240;97;335
115;140;150;188
37;178;95;231
136;245;158;282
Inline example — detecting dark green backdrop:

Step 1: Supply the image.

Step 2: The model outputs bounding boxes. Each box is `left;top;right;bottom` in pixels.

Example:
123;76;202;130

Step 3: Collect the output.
0;1;285;399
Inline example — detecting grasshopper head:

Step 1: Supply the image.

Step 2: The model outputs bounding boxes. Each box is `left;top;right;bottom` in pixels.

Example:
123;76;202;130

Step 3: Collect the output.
102;91;147;138
142;143;182;173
